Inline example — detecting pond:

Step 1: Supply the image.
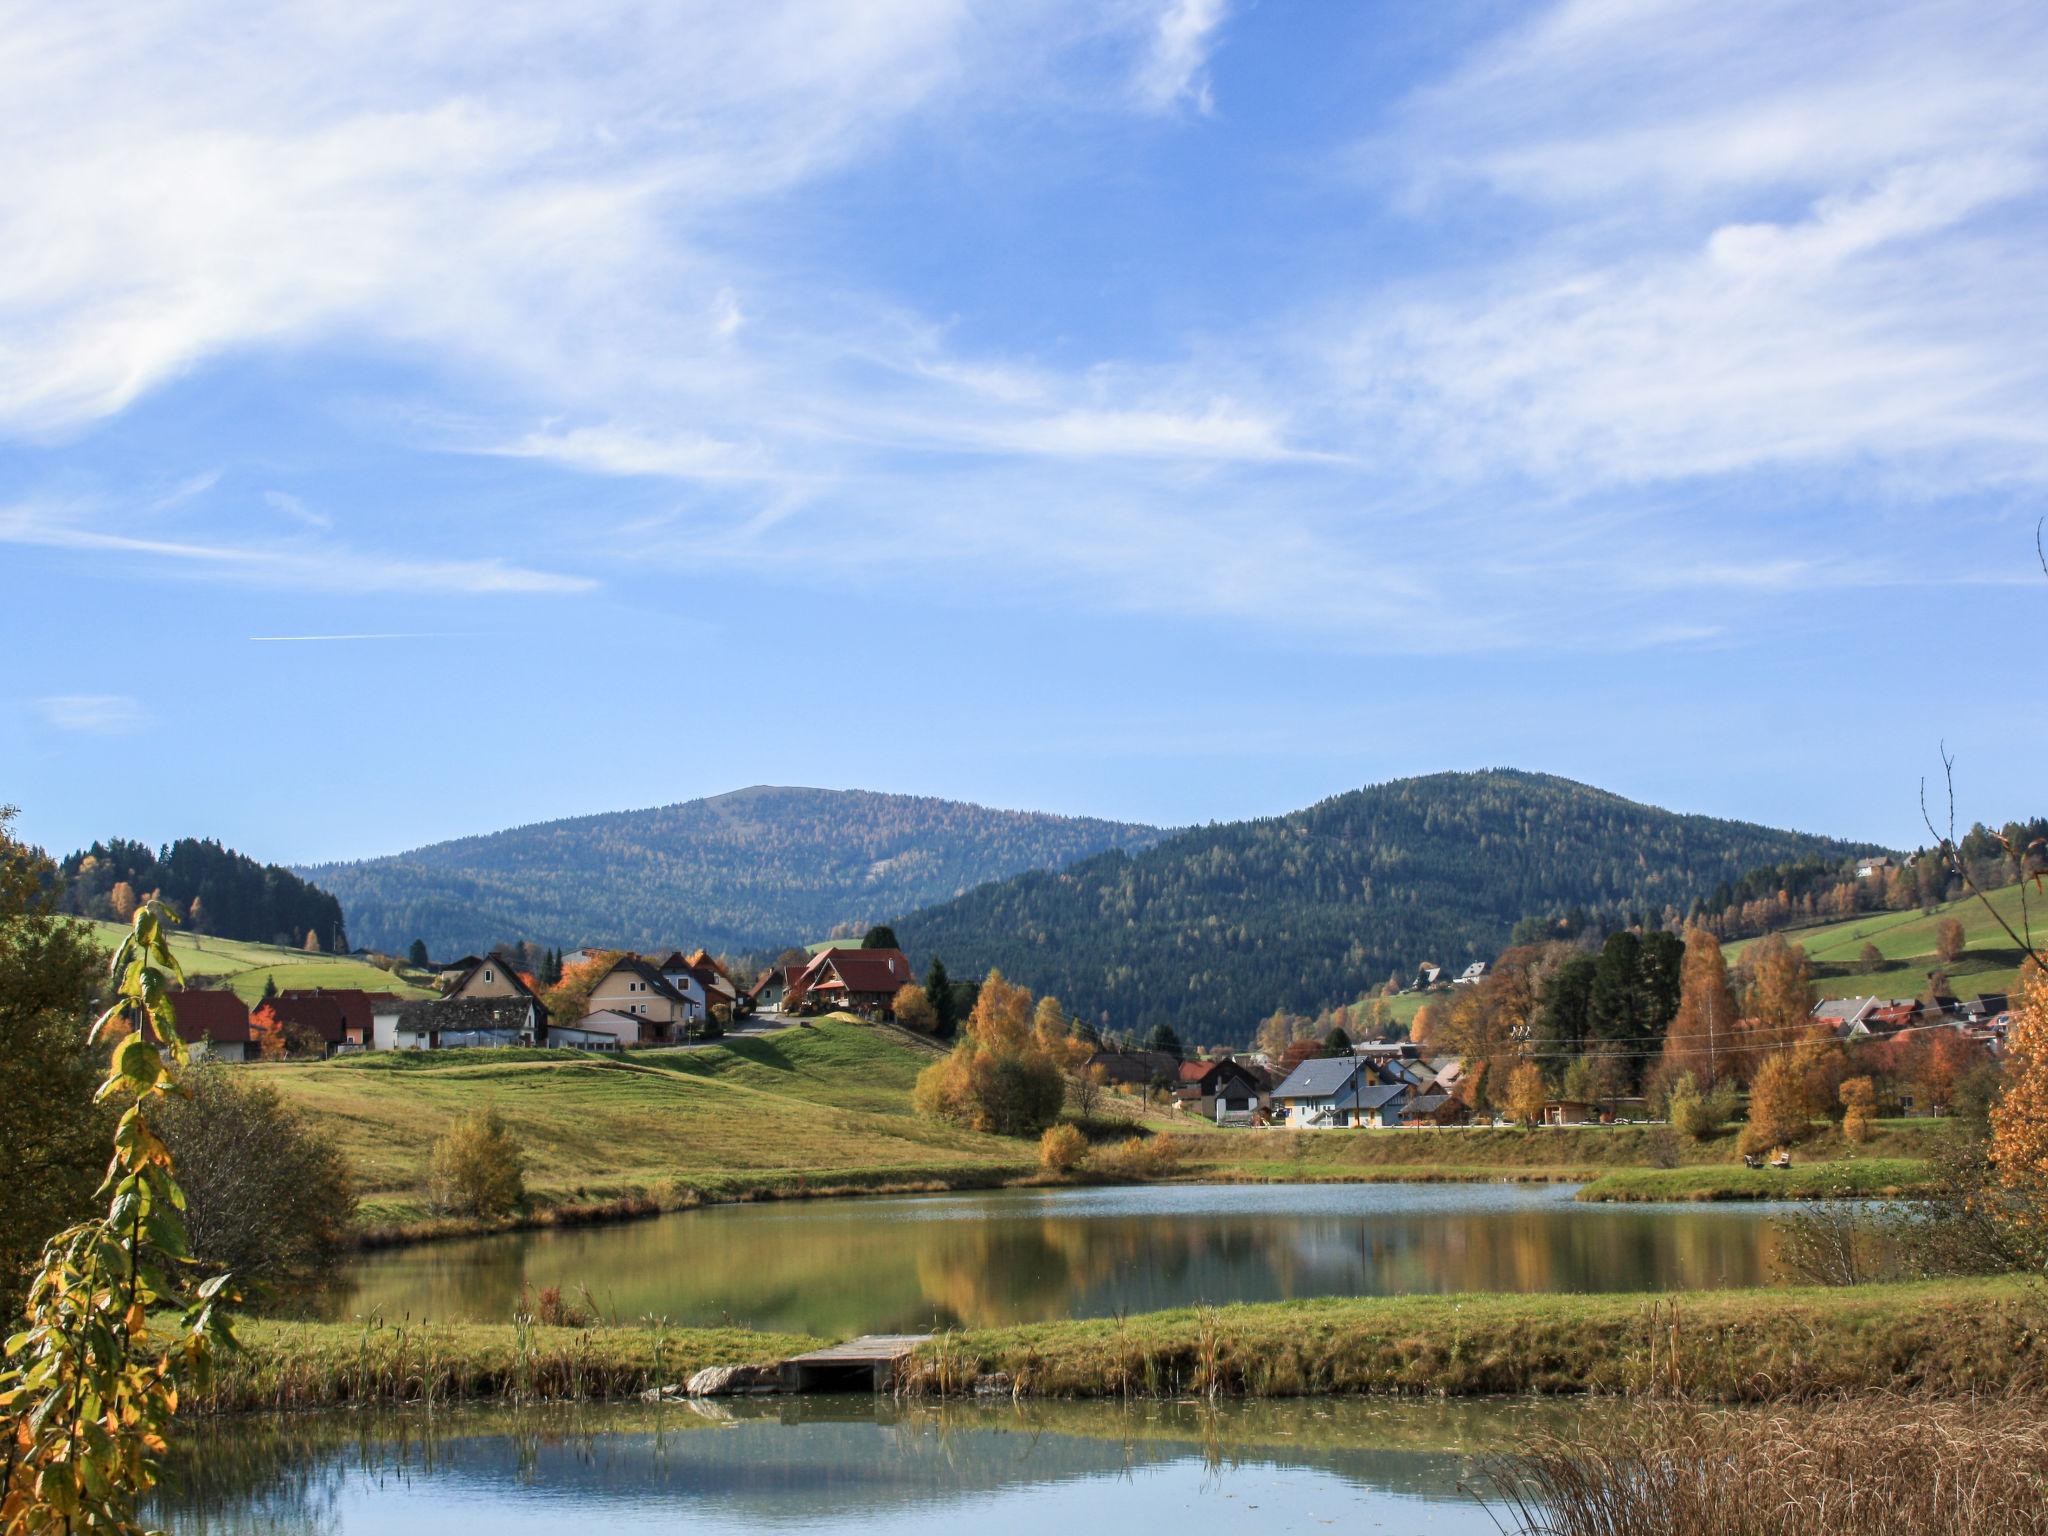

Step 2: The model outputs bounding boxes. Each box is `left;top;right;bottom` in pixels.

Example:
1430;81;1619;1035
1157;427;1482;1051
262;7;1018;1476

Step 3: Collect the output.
320;1182;1796;1334
154;1396;1558;1535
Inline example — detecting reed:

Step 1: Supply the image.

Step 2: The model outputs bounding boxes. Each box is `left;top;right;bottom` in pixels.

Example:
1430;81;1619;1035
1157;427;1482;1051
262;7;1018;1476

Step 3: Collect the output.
1488;1394;2048;1535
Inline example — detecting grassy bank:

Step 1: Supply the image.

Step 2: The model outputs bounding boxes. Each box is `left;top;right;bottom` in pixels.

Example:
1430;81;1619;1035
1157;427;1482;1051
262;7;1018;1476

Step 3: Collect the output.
1574;1157;1934;1202
200;1278;2046;1412
259;1018;1042;1237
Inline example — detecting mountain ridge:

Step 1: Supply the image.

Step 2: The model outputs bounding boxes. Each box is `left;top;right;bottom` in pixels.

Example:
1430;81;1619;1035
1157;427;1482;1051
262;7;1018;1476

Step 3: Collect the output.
298;785;1169;957
889;768;1883;1042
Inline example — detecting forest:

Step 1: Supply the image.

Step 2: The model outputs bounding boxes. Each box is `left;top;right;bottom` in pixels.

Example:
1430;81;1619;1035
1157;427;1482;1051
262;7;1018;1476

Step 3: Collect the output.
891;769;1869;1043
301;784;1166;957
58;836;348;950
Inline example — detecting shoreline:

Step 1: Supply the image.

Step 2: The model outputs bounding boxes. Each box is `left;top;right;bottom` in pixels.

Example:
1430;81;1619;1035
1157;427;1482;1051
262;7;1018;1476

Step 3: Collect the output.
351;1151;1933;1250
202;1278;2047;1415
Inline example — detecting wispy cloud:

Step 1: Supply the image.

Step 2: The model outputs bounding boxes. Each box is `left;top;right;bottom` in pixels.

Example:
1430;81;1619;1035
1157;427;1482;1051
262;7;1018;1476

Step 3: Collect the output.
1132;0;1229;113
263;490;331;529
34;694;151;735
0;502;593;595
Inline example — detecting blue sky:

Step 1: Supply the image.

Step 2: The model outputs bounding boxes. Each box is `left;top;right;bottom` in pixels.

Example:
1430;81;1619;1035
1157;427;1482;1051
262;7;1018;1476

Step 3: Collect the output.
5;0;2046;864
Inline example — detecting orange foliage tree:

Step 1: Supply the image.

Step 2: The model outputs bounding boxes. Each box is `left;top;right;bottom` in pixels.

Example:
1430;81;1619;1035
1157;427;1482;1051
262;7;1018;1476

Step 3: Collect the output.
1990;967;2048;1226
248;1003;285;1062
913;970;1069;1137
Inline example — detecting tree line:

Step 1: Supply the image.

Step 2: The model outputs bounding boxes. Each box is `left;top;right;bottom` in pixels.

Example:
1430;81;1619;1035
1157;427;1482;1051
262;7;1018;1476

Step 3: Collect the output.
58;835;347;951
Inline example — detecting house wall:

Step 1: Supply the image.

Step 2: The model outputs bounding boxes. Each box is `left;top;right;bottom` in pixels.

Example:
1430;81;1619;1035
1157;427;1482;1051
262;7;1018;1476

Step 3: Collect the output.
586;972;682;1029
190;1039;249;1064
452;962;522;1000
575;1012;648;1047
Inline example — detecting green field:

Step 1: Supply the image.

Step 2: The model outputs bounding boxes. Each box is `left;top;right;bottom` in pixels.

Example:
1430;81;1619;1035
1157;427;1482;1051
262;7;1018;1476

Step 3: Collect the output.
76;918;438;1004
1724;882;2042;1000
259;1017;1034;1228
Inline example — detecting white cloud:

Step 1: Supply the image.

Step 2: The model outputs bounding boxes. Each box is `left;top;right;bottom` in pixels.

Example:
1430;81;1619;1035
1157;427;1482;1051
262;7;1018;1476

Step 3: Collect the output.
1342;0;2048;491
263;490;331;529
34;694;151;734
0;502;593;595
1132;0;1228;113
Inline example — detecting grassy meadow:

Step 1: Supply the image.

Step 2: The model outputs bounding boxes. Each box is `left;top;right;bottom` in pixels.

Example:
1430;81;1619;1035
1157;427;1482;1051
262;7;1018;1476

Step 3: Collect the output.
1724;882;2043;1001
260;1018;1036;1229
77;917;439;1003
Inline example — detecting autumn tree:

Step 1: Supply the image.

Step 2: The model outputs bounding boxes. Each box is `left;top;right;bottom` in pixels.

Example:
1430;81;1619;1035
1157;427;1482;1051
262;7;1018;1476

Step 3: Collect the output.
1506;1062;1546;1128
109;879;137;921
428;1107;526;1218
248;1004;285;1062
1936;917;1967;963
187;894;206;933
1662;927;1738;1085
1858;941;1884;972
1839;1076;1876;1144
892;983;937;1034
1741;932;1815;1039
912;970;1068;1137
1409;1001;1445;1048
1740;1051;1814;1155
304;927;321;952
1990;967;2048;1231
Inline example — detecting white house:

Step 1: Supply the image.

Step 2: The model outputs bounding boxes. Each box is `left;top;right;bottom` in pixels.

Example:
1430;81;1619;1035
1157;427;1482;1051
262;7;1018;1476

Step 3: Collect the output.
1269;1058;1410;1129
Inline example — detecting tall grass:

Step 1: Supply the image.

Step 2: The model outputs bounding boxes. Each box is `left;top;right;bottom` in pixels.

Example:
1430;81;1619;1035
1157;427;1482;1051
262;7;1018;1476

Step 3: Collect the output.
1488;1394;2048;1535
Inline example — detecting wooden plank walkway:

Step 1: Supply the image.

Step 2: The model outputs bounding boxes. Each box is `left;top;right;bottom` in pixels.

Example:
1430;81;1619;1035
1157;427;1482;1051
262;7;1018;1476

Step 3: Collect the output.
781;1335;929;1393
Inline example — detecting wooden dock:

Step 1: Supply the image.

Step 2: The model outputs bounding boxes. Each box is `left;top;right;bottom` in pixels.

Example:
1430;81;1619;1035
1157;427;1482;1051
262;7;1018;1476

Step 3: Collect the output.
780;1335;928;1393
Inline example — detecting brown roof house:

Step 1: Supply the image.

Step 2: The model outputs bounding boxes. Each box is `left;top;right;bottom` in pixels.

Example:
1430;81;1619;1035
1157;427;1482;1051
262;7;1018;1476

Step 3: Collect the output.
1173;1057;1267;1124
790;947;916;1020
373;995;542;1051
583;957;696;1042
278;988;376;1051
168;989;252;1063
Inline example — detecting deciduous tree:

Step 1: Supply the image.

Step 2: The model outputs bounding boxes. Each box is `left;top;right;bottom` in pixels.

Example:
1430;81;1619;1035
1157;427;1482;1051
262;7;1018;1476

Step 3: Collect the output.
1990;967;2048;1229
1936;917;1967;963
892;983;937;1034
429;1107;526;1218
1663;927;1739;1085
1740;1051;1814;1155
1506;1062;1546;1128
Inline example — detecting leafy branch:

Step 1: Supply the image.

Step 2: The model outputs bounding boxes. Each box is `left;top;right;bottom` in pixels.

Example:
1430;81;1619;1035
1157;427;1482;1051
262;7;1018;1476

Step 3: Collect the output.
1;901;236;1534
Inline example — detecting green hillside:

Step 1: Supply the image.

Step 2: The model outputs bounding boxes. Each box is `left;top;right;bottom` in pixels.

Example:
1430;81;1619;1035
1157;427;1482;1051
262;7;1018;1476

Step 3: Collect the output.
302;785;1166;958
1726;882;2042;1001
893;769;1868;1043
74;919;437;1005
260;1017;1029;1226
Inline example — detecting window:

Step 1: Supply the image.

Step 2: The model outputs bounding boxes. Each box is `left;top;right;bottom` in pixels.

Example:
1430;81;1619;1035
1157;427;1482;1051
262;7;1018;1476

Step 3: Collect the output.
484;968;494;982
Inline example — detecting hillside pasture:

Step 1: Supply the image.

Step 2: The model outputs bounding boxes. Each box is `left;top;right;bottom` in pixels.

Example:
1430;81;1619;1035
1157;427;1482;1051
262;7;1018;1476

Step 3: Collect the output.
1724;883;2042;1001
74;917;437;1003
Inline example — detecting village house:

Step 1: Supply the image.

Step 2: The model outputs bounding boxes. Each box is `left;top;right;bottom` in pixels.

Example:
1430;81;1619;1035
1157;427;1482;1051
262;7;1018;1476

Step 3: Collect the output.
1452;961;1490;986
1085;1049;1182;1092
583;956;696;1040
789;946;915;1019
263;993;351;1056
372;994;543;1050
543;1010;636;1050
748;963;796;1013
168;989;252;1062
1172;1057;1267;1123
278;988;377;1051
443;954;549;1013
1270;1057;1410;1128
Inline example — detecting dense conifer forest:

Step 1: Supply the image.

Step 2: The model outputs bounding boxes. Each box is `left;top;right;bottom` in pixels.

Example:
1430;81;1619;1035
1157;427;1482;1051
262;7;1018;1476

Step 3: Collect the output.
59;837;347;950
301;785;1166;957
891;770;1872;1042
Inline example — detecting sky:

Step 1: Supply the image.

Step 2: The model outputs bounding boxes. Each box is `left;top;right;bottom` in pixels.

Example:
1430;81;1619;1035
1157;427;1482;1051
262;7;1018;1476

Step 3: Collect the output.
4;0;2046;865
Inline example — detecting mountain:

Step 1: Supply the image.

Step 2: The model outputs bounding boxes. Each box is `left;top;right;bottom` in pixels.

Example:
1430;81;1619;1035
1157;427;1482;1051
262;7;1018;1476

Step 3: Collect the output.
890;769;1879;1043
300;786;1167;958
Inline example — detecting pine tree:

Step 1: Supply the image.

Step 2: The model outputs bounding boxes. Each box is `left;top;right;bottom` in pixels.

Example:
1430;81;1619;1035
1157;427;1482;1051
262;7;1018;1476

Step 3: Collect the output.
926;957;957;1037
862;924;899;950
1322;1026;1352;1057
409;938;430;967
260;973;278;1005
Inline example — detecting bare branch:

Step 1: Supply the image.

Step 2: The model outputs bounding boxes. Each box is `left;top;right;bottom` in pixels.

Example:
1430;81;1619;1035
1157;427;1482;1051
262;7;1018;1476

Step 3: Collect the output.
1920;749;2047;975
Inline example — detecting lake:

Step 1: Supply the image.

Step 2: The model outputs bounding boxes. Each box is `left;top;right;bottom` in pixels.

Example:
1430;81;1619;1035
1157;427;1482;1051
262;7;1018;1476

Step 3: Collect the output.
155;1397;1558;1535
320;1182;1794;1334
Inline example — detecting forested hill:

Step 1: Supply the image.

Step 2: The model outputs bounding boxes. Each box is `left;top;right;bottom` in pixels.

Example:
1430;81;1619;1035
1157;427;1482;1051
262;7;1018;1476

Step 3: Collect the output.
301;786;1166;958
59;837;348;950
891;770;1876;1043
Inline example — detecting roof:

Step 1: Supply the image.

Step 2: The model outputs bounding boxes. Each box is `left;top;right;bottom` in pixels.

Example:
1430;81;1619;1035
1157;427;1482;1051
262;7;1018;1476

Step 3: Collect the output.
1087;1049;1181;1085
168;989;250;1045
1270;1057;1368;1101
800;947;914;996
279;988;373;1039
1355;1082;1407;1110
1812;996;1879;1022
393;996;538;1034
1178;1057;1258;1088
263;994;347;1043
1408;1093;1452;1116
445;955;543;1003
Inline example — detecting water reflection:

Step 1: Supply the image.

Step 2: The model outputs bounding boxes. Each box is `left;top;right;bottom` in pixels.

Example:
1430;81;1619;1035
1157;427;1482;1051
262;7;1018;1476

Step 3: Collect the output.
319;1183;1793;1336
157;1397;1555;1536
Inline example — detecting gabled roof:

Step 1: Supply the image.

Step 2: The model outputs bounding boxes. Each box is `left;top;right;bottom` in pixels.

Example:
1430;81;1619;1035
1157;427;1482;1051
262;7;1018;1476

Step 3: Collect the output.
168;989;250;1045
1271;1057;1368;1101
394;996;538;1034
1087;1049;1180;1085
279;988;374;1039
1355;1082;1407;1110
445;954;542;1001
264;994;347;1044
800;947;914;996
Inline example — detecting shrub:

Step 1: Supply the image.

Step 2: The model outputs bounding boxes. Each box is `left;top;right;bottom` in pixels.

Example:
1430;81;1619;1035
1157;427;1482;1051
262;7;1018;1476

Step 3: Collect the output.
1090;1133;1182;1180
429;1107;527;1218
1667;1074;1736;1141
1038;1123;1087;1175
156;1063;357;1284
